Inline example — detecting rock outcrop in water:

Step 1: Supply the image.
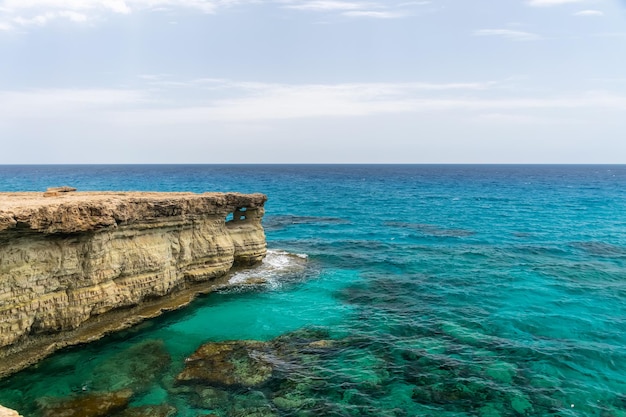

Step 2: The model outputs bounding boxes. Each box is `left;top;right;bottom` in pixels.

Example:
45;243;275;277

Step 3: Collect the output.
0;191;267;376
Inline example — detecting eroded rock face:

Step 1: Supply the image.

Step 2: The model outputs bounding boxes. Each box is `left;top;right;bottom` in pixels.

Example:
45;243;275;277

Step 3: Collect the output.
0;192;267;376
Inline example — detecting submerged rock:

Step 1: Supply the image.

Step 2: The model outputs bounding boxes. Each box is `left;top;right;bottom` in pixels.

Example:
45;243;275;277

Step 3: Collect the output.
188;386;230;409
268;327;337;361
227;408;277;417
272;392;315;411
177;341;273;387
91;339;171;393
510;393;533;415
485;361;517;384
479;403;504;417
226;391;278;417
39;389;133;417
176;328;344;416
115;404;176;417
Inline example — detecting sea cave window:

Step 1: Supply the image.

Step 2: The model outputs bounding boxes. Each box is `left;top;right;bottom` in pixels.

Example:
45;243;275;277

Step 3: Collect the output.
226;207;249;224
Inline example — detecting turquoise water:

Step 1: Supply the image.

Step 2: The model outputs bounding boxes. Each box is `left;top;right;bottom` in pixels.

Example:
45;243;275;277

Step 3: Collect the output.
0;165;625;416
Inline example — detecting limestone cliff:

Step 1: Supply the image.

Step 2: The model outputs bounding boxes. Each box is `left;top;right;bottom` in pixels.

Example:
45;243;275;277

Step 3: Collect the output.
0;191;266;376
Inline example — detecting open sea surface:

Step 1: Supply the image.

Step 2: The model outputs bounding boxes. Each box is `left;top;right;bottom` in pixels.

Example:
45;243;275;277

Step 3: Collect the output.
0;165;625;417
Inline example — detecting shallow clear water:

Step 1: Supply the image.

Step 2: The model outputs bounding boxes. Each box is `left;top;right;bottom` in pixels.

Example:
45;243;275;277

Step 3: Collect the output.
0;165;625;417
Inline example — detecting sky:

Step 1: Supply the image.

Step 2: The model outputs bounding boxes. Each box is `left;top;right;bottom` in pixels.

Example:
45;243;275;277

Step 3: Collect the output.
0;0;625;164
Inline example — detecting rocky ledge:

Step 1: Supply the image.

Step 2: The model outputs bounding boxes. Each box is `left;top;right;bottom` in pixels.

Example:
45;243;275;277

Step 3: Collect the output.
0;190;267;377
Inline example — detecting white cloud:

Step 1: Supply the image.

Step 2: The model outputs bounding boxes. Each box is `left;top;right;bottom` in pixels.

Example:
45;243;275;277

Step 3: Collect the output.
280;0;417;19
343;10;405;18
3;80;625;127
474;29;541;41
574;9;604;16
58;10;89;21
527;0;584;6
398;1;430;5
11;10;88;26
473;113;545;124
283;1;362;11
2;81;625;163
143;78;496;94
0;89;146;117
13;13;55;26
1;0;132;14
0;0;222;31
0;0;426;31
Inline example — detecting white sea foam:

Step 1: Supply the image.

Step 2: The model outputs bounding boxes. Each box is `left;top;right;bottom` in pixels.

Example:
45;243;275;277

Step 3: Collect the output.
227;249;308;289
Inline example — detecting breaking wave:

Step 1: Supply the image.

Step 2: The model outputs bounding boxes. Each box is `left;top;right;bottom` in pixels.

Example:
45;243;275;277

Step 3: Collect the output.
227;249;309;290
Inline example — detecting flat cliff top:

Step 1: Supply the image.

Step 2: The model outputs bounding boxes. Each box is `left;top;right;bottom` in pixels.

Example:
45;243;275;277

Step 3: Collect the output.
0;191;266;234
0;191;266;210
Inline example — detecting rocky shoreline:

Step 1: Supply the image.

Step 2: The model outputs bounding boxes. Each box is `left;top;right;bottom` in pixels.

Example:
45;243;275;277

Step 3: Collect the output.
0;190;267;378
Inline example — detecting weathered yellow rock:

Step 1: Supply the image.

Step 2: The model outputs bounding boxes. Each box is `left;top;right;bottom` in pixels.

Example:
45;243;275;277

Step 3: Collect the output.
43;186;77;197
0;191;267;376
0;405;22;417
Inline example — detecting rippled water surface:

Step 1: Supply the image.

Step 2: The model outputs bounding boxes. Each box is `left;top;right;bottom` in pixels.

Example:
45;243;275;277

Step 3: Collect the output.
0;165;625;417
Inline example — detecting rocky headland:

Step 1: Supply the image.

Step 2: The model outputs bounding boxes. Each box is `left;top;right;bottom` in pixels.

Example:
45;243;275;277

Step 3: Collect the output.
0;190;267;377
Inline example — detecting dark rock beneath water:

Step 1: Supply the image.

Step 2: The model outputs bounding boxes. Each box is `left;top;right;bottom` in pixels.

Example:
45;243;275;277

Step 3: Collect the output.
226;392;278;417
188;386;230;409
268;327;337;361
384;221;474;237
227;407;277;417
176;329;341;416
39;389;133;417
510;393;533;415
412;380;495;407
91;340;171;393
115;404;176;417
272;392;315;411
177;341;273;387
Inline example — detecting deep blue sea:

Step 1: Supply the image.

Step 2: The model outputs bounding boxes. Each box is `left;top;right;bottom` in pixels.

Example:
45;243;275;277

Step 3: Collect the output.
0;165;625;417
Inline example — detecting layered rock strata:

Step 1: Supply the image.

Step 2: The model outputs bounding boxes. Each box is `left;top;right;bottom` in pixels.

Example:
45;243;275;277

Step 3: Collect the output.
0;191;267;376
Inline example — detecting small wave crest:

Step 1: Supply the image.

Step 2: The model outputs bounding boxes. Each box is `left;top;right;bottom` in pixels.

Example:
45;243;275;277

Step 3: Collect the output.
227;249;309;290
